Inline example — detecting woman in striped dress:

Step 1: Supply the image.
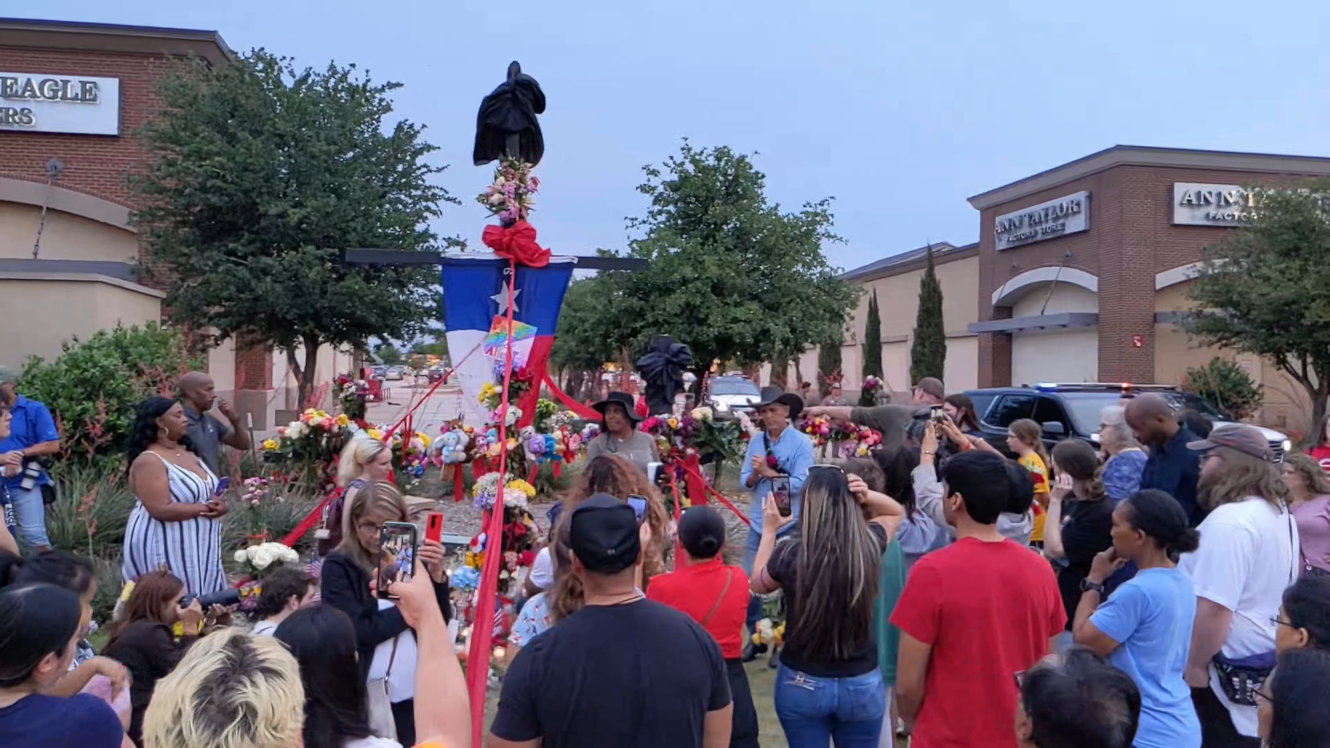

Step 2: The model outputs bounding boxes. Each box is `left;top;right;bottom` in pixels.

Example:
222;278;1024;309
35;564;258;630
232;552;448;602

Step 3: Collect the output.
122;396;228;597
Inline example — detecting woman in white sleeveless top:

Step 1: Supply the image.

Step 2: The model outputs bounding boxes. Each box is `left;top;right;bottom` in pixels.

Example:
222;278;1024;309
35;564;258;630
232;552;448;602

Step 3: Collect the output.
122;396;227;596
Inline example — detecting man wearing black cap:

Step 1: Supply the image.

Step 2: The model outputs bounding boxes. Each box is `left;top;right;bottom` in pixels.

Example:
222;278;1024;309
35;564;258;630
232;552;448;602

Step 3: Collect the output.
489;494;733;748
649;506;759;748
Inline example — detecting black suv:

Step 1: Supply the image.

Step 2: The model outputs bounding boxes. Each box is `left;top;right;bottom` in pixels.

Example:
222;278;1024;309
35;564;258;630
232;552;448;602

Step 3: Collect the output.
963;384;1291;461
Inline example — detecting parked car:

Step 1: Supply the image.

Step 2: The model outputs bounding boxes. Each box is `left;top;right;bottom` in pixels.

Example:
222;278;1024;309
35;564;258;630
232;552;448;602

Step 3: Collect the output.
706;375;761;419
386;365;406;381
963;383;1292;461
370;365;387;380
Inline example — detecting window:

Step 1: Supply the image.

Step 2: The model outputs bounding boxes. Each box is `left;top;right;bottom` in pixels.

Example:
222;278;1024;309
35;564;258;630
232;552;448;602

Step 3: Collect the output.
985;395;1036;429
1032;398;1070;433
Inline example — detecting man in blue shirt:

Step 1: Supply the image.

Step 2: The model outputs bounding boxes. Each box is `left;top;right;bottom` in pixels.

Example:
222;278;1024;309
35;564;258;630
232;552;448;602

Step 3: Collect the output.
739;385;814;661
0;366;61;551
1127;395;1203;526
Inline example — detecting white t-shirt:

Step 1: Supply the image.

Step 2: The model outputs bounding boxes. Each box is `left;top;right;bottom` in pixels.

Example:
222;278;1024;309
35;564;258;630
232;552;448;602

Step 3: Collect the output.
366;599;418;704
1179;496;1299;738
529;547;554;590
345;737;402;748
251;619;279;637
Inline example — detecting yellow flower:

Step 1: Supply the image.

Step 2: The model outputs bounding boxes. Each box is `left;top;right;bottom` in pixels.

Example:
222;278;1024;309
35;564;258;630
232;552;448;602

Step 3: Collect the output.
506;438;518;451
262;438;279;451
417;432;432;448
506;479;536;497
667;417;679;430
335;414;349;428
367;428;384;441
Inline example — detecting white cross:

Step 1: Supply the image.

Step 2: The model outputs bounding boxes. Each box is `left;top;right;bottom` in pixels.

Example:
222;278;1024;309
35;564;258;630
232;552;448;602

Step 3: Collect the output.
491;284;520;315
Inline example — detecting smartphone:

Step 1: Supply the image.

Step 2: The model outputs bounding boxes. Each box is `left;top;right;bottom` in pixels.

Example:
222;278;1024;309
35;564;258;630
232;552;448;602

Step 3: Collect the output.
626;495;648;525
930;405;947;423
377;522;418;599
771;476;792;517
647;462;665;489
213;476;230;496
425;512;444;544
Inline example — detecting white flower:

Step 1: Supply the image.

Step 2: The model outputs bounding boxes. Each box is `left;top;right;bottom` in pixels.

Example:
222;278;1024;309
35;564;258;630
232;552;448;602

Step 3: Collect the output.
691;406;714;422
286;421;307;440
234;550;249;564
251;548;275;570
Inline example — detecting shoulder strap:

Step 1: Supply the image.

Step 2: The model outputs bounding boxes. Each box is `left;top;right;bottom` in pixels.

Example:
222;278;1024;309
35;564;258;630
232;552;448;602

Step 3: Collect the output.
143;451;173;469
699;568;734;627
1285;500;1299;584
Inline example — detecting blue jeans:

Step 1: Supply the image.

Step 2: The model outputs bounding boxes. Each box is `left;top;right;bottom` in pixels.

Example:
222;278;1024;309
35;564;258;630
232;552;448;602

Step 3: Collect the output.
774;665;886;748
741;529;764;629
10;485;49;550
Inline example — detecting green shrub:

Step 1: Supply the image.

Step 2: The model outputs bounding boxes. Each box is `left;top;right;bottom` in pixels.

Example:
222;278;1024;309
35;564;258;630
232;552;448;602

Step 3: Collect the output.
1183;357;1264;421
46;463;137;557
18;323;203;464
220;482;325;567
88;551;124;626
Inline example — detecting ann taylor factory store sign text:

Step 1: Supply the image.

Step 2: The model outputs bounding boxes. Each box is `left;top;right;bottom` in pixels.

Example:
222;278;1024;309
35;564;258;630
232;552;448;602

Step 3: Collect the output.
994;191;1090;251
0;73;120;136
1173;183;1257;227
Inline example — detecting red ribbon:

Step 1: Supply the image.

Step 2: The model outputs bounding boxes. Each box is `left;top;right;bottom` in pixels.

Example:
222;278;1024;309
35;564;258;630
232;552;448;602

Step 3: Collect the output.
481;220;550;268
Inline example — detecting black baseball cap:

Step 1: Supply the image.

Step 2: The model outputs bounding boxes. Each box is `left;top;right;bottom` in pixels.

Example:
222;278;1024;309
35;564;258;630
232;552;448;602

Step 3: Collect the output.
569;494;641;574
678;505;727;559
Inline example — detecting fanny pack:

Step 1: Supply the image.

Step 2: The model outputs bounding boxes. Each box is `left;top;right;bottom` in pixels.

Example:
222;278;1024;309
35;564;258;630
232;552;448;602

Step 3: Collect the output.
1213;651;1276;707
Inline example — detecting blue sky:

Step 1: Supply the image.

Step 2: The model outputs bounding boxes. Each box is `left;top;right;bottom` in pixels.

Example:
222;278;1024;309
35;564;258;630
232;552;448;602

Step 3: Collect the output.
30;0;1330;272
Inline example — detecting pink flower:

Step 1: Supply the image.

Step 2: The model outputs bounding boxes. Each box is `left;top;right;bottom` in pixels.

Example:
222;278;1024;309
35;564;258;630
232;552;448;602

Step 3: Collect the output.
528;176;540;193
498;208;518;224
766;455;779;469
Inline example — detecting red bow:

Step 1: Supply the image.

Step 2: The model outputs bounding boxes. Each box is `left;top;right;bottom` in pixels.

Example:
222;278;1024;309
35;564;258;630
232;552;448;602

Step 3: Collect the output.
481;220;550;268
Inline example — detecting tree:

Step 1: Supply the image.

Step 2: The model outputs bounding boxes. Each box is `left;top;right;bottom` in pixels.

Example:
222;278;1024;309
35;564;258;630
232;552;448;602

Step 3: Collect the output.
1183;182;1330;443
132;51;454;407
1183;357;1263;421
375;343;404;366
863;290;883;381
910;246;946;384
560;142;856;381
816;329;843;397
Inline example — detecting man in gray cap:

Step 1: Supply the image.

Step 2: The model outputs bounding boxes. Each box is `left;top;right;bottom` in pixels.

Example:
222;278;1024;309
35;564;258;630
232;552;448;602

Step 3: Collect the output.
0;366;61;551
1178;424;1298;745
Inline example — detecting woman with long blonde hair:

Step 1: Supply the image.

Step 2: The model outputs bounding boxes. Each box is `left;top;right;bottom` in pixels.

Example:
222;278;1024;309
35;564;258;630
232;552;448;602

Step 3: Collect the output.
319;481;450;744
751;465;903;746
317;435;393;559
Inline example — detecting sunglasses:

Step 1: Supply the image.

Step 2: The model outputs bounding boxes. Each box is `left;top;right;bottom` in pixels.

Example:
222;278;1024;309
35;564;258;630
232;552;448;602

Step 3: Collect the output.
808;464;845;475
626;496;648;525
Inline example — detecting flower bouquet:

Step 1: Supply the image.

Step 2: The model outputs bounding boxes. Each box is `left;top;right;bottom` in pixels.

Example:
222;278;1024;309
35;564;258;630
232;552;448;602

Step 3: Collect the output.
476;158;539;226
859;375;883;407
234;542;300;577
263;409;354;491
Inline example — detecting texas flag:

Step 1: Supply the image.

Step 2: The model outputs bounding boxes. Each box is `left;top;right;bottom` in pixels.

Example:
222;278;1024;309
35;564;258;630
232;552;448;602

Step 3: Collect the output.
441;253;575;428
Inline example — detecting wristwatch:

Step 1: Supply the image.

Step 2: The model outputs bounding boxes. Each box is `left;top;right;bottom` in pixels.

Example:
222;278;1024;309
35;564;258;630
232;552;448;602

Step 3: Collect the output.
1080;578;1106;595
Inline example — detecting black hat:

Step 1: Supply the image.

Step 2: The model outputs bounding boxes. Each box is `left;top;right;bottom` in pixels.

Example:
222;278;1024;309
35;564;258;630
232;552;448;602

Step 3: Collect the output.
678;505;727;559
754;386;804;420
591;391;642;424
569;494;641;574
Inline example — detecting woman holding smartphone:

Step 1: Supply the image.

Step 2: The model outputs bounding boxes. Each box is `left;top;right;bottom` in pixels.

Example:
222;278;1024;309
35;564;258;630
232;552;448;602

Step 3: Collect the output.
320;481;451;744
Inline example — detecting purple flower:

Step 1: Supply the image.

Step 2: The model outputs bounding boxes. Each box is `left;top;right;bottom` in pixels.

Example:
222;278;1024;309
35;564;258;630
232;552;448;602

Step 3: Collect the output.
498;208;518;224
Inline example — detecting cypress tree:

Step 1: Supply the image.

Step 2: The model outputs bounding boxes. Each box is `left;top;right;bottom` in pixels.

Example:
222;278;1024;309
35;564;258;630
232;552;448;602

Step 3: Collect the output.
817;331;843;397
910;246;946;384
862;290;883;404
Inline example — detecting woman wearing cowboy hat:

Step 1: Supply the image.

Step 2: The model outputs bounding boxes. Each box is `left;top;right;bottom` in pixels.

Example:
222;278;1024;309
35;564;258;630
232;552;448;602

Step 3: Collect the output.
584;392;660;475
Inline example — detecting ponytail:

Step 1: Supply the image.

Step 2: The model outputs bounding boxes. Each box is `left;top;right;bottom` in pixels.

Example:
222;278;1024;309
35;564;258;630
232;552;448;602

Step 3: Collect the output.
1124;489;1199;560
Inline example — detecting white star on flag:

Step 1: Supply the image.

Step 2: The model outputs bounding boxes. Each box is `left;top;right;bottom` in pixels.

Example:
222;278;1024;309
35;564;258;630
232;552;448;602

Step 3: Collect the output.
491;284;520;315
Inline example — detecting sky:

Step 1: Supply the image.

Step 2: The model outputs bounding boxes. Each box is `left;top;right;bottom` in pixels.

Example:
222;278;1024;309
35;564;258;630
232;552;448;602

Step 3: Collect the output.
28;0;1330;273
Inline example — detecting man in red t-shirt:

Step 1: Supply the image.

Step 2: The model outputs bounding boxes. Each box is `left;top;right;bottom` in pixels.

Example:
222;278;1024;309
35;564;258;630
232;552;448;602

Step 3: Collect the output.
891;451;1065;748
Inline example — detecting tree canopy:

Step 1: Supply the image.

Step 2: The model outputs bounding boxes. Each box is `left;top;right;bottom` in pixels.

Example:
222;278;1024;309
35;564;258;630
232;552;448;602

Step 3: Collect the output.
554;142;857;378
1183;182;1330;441
132;50;454;406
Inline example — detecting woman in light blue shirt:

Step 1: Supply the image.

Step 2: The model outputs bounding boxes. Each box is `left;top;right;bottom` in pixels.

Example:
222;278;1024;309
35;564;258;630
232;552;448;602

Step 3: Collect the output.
1072;489;1203;748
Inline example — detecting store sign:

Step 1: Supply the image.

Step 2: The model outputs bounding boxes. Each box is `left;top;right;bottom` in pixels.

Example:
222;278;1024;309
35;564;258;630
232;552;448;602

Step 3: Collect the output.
0;73;120;136
994;191;1090;251
1173;183;1257;227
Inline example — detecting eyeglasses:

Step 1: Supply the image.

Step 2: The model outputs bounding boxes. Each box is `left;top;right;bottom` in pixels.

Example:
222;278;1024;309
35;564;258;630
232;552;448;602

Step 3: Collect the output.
1271;616;1297;629
626;496;648;526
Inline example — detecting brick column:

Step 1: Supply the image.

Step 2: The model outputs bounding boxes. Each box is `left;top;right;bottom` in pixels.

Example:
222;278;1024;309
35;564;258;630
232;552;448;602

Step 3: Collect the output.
979;305;1014;387
234;336;276;429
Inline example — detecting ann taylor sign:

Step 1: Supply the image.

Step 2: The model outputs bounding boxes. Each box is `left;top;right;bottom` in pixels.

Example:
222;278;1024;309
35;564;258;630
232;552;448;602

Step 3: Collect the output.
1173;183;1257;227
0;73;120;136
994;191;1090;251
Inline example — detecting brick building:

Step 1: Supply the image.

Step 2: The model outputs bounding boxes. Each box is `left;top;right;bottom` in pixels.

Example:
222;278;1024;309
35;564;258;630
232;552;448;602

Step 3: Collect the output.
966;145;1330;434
0;19;353;428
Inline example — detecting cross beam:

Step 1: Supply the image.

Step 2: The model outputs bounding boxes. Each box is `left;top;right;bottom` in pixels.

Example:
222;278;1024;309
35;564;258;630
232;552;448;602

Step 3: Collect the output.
343;248;647;271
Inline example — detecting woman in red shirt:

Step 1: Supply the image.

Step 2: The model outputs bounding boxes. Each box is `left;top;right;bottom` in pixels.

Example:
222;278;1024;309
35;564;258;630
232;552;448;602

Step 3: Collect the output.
647;506;758;748
1306;419;1330;473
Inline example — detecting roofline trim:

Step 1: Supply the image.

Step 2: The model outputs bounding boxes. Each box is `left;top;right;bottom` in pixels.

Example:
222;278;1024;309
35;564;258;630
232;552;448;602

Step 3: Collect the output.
841;242;979;283
0;17;232;66
0;177;134;231
992;266;1098;307
0;271;165;298
969;145;1330;211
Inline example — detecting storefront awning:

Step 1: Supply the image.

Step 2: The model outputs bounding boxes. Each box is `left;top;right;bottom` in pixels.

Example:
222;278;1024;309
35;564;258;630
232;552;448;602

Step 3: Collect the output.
968;312;1098;335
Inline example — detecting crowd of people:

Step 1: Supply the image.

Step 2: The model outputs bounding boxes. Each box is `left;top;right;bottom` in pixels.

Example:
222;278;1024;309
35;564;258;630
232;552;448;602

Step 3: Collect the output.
2;359;1330;748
